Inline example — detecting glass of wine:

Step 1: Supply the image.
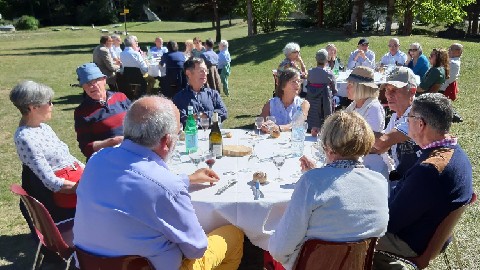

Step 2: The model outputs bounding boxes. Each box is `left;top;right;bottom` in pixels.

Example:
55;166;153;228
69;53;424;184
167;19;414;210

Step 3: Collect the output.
189;150;204;169
200;116;210;141
204;151;216;169
254;116;264;136
272;154;285;182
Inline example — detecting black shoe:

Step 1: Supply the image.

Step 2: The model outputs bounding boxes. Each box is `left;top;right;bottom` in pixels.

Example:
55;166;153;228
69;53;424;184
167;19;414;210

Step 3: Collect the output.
452;111;463;123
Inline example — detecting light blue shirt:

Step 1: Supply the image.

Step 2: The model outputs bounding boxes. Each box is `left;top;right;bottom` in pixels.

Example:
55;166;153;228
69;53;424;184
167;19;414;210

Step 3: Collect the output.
380;50;407;66
347;49;376;69
149;46;168;58
269;96;304;125
217;49;231;69
73;140;208;270
120;47;148;74
109;46;122;59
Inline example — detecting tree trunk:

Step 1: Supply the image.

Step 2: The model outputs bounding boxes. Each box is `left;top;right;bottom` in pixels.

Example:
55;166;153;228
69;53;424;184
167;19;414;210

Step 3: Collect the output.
385;0;395;35
213;0;221;42
403;6;414;35
356;0;365;32
317;0;324;27
350;0;360;33
473;10;479;34
253;17;258;35
247;0;253;36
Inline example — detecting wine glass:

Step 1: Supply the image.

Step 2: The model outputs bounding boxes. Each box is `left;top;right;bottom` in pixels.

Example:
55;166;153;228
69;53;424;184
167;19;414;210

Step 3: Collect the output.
204;151;216;169
311;141;326;167
272;154;285;182
189;150;204;169
254;116;264;136
200;116;210;141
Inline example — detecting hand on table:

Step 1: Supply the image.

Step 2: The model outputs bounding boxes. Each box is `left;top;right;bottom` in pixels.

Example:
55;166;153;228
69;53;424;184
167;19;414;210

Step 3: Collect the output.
299;155;316;172
310;127;320;137
189;168;220;185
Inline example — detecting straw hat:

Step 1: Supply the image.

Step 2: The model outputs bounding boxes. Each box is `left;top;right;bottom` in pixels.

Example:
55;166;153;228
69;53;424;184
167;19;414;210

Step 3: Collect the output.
346;66;378;89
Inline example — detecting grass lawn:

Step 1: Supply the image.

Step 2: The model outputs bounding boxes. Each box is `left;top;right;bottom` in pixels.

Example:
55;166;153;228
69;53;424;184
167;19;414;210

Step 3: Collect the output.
0;19;479;269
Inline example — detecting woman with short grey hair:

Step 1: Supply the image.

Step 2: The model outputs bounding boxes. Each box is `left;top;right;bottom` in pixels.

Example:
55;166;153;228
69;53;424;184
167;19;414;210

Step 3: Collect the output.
407;42;430;80
11;80;84;222
278;42;307;78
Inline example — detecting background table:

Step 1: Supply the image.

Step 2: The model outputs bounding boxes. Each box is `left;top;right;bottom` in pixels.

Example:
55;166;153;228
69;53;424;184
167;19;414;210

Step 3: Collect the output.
147;59;166;77
169;129;317;250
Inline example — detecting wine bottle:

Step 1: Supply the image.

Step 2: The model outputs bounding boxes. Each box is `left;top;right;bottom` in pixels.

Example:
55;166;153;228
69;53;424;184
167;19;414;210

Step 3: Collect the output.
209;112;223;158
185;106;198;153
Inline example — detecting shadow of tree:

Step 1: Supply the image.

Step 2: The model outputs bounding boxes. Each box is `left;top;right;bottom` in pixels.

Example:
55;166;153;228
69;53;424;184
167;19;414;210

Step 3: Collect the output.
0;44;97;56
54;93;84;107
0;233;36;270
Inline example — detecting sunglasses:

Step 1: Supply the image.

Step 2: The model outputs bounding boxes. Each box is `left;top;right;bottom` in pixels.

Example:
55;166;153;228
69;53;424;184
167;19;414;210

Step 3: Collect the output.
408;49;418;52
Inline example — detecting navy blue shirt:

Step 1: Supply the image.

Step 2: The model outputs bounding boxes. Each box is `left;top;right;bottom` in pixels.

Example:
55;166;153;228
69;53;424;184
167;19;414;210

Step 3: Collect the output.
160;51;185;69
172;86;227;125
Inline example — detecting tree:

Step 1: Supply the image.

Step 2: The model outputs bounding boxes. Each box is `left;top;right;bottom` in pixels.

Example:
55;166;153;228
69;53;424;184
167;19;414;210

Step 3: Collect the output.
385;0;395;34
317;0;324;27
236;0;296;34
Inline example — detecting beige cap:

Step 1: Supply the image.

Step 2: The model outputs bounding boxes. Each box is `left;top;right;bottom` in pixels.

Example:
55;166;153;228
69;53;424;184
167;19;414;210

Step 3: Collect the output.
347;66;378;89
385;66;417;88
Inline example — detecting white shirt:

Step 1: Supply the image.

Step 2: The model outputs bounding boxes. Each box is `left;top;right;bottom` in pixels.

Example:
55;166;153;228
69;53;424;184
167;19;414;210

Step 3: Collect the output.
385;106;411;167
120;47;148;74
380;50;407;66
440;57;461;91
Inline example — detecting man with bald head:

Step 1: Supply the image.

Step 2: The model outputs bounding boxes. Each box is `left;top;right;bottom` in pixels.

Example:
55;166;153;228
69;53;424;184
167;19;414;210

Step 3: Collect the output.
74;96;244;270
380;38;407;66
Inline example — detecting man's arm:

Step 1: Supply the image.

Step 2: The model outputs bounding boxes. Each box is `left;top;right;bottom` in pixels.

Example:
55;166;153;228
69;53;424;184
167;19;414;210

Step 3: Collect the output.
371;129;409;154
347;51;357;70
100;48;120;72
365;51;376;69
440;61;460;91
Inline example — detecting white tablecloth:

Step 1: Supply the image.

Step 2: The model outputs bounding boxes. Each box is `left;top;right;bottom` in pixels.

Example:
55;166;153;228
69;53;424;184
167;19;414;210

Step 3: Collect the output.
147;59;166;77
169;129;317;250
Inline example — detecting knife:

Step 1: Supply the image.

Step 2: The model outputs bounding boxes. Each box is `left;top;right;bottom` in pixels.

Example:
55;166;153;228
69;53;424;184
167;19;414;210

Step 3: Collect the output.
215;180;237;195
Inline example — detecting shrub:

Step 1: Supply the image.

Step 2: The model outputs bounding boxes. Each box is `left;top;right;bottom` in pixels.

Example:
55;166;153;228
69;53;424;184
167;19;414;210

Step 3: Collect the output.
15;15;39;30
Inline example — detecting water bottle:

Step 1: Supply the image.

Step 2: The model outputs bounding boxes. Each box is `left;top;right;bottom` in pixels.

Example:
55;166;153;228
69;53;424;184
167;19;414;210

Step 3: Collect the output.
333;59;340;76
185;106;198;153
291;106;306;157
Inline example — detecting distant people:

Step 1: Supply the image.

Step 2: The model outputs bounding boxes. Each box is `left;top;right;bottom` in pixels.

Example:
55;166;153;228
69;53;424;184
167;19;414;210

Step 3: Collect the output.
278;42;307;78
149;36;168;58
120;35;156;95
371;67;422;181
73;95;244;270
269;111;389;270
217;39;231;96
192;37;205;58
110;34;123;61
373;93;473;269
260;68;310;133
306;49;336;131
440;43;463;100
184;39;194;59
344;66;389;178
74;63;130;159
407;42;430;80
380;38;407;66
417;48;449;94
201;38;222;91
11;81;83;222
93;35;120;90
325;43;345;71
173;57;228;125
160;40;187;98
347;38;375;69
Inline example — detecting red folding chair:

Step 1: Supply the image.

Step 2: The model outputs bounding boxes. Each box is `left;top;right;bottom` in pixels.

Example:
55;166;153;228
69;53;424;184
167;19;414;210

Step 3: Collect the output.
75;246;154;270
10;184;74;270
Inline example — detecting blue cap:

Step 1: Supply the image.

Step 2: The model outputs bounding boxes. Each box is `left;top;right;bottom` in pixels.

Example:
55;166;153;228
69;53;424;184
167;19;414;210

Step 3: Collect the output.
76;63;106;86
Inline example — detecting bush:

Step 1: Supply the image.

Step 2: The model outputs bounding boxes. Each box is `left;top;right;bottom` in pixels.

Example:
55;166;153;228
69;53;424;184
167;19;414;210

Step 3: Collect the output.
15;15;39;30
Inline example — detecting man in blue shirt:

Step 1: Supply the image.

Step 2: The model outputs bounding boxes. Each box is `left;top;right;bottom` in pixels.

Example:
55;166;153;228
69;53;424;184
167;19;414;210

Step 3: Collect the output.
173;57;228;125
73;96;244;270
380;38;407;66
347;38;376;70
149;36;168;58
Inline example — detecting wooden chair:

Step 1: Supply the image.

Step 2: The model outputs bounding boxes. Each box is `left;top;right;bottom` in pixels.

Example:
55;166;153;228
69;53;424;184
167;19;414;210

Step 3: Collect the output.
75;246;154;270
376;193;477;270
292;238;378;270
10;184;74;270
116;67;146;100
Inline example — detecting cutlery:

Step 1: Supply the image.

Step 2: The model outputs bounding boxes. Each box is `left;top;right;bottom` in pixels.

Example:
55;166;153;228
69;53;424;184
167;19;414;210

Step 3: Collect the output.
215;180;237;195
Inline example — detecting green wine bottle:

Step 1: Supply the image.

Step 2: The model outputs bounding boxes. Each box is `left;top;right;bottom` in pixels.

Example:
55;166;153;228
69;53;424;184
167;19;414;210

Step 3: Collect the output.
209;112;223;158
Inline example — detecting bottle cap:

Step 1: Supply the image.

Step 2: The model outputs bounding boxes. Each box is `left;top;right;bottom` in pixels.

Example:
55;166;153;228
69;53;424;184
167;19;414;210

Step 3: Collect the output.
212;112;219;122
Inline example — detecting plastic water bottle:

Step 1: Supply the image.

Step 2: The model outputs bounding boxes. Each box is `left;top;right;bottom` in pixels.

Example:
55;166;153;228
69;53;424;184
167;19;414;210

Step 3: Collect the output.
185;106;198;153
291;106;306;157
333;59;340;76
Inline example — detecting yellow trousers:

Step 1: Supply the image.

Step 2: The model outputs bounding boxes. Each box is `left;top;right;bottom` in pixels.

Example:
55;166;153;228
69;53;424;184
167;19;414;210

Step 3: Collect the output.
180;225;244;270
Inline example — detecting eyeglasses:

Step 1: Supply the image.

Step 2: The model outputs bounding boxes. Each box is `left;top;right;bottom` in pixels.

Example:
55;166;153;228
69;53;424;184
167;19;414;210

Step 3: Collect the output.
45;100;53;106
388;44;399;47
86;78;103;87
289;79;302;84
360;43;369;46
408;49;418;52
407;113;424;123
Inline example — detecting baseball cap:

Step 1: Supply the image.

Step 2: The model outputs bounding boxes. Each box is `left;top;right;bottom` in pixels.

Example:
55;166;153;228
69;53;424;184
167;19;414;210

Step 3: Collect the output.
358;38;369;45
385;66;417;88
76;63;106;86
315;49;328;63
346;66;378;89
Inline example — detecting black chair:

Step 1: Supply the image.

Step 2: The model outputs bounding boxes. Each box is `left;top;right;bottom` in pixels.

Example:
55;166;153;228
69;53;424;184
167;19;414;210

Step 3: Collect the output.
161;67;187;98
117;67;146;100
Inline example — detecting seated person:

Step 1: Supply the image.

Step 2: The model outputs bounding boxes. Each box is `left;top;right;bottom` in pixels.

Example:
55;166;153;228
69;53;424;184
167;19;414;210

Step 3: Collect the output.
160;40;187;98
417;48;449;94
93;35;120;90
325;43;345;71
74;63;131;159
344;66;389;178
173;57;227;126
260;68;310;132
149;36;168;58
269;111;389;270
380;38;407;66
305;49;336;131
73;96;244;270
109;34;123;62
373;94;473;269
278;42;307;78
347;38;376;70
440;43;463;100
120;35;156;95
406;42;430;80
10;81;84;222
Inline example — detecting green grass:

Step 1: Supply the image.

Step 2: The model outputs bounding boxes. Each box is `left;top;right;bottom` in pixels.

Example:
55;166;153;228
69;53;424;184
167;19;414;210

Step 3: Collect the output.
0;20;479;269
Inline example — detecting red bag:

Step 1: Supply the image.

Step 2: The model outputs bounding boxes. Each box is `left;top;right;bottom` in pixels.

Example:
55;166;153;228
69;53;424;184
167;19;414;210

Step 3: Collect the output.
264;251;285;270
443;81;458;101
53;163;83;208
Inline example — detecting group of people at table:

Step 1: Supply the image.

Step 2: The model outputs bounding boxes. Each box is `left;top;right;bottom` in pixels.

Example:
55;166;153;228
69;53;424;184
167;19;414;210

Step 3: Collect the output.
9;34;473;270
93;34;231;98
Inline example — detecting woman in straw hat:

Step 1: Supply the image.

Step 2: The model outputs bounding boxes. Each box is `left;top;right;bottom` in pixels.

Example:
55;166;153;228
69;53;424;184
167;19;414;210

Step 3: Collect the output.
345;66;390;178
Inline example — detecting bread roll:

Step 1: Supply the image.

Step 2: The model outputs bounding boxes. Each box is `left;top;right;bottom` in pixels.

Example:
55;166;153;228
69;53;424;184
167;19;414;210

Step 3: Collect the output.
253;171;268;184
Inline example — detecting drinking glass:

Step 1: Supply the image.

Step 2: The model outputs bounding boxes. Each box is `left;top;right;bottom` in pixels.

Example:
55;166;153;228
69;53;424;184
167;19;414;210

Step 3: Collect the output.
189;150;204;168
204;151;216;169
311;141;326;167
200;117;210;141
266;116;277;133
272;154;286;182
254;116;264;136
